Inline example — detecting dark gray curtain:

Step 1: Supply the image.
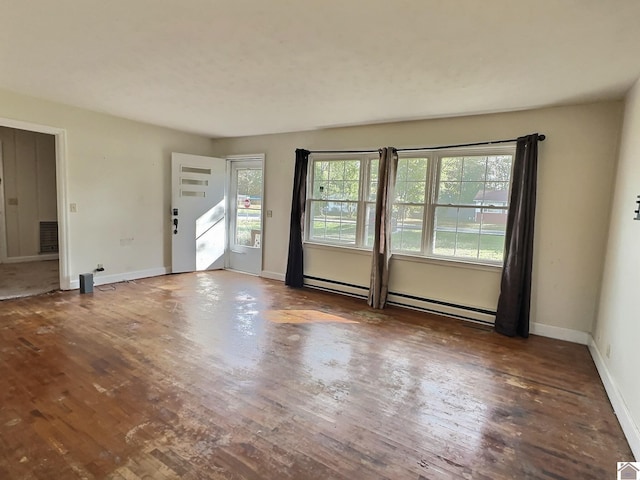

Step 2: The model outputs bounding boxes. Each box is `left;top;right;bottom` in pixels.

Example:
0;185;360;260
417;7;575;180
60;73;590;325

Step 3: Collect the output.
495;134;540;337
285;149;310;288
368;147;398;309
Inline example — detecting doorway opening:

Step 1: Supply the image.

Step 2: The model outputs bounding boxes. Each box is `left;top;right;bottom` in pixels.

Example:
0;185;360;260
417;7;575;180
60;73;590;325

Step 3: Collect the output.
0;127;59;300
0;118;69;299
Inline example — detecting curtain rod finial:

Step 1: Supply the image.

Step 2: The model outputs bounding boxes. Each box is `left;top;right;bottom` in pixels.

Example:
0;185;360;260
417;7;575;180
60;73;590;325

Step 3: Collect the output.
538;134;546;141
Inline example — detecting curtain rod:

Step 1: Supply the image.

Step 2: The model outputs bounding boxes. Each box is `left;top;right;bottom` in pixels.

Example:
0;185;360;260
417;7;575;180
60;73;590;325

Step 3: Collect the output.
306;134;546;155
397;134;546;152
307;148;379;154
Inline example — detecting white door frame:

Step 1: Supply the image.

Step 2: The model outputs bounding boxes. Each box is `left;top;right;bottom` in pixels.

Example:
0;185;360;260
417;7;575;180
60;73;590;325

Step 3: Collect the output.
0;117;70;289
226;153;265;275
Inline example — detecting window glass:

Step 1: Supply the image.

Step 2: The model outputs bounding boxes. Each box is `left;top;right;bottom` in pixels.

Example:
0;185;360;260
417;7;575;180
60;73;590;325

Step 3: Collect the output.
391;158;428;253
433;154;513;262
391;205;424;252
234;168;262;247
306;149;513;264
308;158;361;245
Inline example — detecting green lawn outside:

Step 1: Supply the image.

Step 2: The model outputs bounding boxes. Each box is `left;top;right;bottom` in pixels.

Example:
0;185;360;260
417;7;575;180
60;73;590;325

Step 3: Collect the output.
434;231;505;261
236;209;261;246
311;216;505;261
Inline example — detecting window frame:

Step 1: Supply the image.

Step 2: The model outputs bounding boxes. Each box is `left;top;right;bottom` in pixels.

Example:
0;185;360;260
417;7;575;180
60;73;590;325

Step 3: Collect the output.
304;145;516;266
390;156;432;254
424;146;515;264
305;153;379;247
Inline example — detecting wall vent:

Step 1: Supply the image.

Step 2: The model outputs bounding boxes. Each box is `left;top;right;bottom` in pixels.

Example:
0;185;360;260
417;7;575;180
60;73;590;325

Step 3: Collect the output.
39;221;59;253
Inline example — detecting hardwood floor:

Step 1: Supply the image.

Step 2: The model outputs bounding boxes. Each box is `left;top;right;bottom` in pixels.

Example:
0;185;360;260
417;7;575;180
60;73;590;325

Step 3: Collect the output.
0;271;632;479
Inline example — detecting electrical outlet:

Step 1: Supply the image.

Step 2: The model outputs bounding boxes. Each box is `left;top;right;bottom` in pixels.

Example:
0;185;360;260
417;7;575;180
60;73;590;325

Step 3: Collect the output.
97;264;103;270
267;210;273;217
70;203;77;213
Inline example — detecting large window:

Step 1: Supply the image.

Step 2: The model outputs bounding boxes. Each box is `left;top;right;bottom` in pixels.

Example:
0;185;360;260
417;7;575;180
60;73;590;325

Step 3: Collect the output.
305;146;514;264
307;154;379;246
308;157;363;245
432;153;513;261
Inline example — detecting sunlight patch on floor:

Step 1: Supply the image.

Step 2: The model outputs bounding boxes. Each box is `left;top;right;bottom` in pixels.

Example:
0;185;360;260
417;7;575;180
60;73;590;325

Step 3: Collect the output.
264;309;358;324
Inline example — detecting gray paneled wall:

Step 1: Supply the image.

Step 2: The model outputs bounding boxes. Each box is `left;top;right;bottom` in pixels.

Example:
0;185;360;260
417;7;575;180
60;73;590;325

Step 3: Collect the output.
0;127;57;258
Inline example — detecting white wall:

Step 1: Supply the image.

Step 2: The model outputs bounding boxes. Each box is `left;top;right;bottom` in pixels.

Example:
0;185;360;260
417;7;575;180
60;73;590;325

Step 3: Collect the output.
212;102;623;335
0;88;215;285
0;127;57;258
593;79;640;458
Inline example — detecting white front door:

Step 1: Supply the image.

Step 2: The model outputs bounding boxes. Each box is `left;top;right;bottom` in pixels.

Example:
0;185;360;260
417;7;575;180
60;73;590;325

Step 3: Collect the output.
171;153;226;274
227;159;263;275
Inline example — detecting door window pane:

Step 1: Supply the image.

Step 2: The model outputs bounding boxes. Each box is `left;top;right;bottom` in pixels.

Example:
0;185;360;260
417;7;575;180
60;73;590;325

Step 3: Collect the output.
235;168;262;247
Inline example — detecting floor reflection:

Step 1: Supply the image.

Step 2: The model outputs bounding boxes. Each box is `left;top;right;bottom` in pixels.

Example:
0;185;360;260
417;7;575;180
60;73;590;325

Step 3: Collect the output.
263;309;359;324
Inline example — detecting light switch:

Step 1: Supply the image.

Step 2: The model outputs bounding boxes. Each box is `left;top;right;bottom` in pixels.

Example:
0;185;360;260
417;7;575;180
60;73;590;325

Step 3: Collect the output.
267;210;273;217
70;203;77;213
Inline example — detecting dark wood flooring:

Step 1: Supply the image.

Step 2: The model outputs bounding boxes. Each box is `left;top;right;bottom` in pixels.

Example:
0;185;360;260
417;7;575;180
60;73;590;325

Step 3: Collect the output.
0;271;632;479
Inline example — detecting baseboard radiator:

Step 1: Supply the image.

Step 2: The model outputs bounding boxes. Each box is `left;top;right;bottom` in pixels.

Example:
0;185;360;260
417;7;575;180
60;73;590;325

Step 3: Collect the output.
303;275;496;325
39;221;59;253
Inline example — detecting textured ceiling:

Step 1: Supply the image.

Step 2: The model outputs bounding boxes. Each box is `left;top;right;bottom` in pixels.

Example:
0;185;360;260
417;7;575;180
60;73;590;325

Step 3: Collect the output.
1;0;639;138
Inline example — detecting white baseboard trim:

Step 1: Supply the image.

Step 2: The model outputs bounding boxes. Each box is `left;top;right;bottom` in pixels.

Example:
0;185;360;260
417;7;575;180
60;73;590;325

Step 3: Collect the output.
261;270;285;282
589;336;639;460
2;254;59;264
68;267;170;290
529;322;590;345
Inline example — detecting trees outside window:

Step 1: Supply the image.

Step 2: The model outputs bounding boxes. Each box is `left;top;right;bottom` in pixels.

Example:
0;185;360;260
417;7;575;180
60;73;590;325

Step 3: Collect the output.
305;146;514;264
